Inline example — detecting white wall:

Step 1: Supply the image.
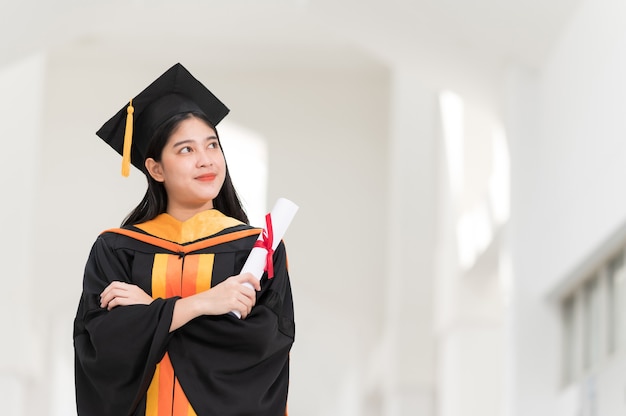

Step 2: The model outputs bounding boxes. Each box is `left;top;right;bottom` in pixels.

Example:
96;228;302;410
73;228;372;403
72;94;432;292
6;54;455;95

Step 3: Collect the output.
507;0;626;414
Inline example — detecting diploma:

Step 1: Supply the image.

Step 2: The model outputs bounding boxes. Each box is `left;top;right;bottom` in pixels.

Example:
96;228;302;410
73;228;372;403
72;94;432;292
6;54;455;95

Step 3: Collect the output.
231;197;299;318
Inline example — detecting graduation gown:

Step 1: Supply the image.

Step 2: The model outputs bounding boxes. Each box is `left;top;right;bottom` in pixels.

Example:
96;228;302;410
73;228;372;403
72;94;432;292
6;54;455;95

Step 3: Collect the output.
73;210;295;416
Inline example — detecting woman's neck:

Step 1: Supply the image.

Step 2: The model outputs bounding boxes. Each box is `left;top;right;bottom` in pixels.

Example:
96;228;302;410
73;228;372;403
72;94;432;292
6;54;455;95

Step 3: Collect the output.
166;201;215;222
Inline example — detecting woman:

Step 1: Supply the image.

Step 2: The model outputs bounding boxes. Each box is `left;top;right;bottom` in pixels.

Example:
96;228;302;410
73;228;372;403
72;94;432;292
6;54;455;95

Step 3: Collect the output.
73;63;295;416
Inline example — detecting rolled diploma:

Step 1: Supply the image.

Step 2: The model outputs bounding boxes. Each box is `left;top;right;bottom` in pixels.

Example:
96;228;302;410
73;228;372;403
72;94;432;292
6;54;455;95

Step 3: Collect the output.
231;197;299;318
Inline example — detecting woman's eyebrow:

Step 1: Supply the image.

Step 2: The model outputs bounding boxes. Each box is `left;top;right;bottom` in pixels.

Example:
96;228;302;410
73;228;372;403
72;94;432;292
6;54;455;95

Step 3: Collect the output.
172;136;218;147
172;139;193;148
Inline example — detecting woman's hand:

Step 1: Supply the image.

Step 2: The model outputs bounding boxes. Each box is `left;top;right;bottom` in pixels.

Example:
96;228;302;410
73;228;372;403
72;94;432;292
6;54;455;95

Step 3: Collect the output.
100;281;153;311
196;273;261;319
168;273;261;332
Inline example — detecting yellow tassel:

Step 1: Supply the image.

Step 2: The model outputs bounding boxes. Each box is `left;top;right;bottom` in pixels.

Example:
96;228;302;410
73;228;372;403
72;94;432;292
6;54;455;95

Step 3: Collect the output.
121;99;134;177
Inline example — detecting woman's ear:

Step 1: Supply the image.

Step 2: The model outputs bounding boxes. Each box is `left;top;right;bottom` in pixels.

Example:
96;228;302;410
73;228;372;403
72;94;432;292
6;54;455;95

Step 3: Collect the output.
145;158;165;182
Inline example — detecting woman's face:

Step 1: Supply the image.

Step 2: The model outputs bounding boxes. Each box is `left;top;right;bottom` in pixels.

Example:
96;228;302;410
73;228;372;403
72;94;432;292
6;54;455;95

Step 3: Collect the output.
145;116;226;213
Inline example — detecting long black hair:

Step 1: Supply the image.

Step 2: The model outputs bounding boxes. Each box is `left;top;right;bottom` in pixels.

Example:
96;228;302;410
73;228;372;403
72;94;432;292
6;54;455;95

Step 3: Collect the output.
122;111;249;227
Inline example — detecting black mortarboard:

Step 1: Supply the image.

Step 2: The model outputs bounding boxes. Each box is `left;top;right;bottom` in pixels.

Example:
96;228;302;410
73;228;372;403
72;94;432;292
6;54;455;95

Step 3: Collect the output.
96;63;230;176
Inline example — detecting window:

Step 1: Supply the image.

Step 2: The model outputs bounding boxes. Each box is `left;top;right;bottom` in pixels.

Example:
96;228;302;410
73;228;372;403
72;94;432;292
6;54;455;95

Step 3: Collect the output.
608;252;626;353
562;293;579;384
561;247;626;386
582;276;602;370
439;90;510;271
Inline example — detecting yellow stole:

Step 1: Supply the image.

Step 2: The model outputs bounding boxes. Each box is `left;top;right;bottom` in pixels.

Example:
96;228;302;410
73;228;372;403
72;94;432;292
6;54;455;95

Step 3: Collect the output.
137;211;241;416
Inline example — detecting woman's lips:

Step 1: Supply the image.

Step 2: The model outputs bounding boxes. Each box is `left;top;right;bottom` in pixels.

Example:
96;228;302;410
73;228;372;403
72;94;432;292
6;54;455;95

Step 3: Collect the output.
196;174;217;182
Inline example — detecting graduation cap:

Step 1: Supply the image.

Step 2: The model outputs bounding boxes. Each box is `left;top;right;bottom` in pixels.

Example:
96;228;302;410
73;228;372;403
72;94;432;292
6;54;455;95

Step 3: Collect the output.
96;63;230;176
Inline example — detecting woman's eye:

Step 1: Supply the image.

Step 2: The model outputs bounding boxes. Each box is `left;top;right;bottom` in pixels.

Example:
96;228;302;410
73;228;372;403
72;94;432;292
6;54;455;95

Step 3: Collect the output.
180;146;192;154
208;142;218;149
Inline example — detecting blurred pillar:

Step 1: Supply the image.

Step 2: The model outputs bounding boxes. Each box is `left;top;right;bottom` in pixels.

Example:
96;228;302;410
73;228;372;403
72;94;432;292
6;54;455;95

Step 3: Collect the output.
381;68;437;415
433;89;509;416
0;54;46;415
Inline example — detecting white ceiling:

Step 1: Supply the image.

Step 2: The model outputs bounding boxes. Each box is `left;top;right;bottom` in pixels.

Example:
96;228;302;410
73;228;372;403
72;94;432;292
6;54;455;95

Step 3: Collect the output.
2;0;581;76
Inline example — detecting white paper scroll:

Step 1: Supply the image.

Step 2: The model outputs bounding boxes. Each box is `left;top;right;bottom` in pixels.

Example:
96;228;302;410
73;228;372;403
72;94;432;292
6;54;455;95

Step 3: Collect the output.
231;197;299;318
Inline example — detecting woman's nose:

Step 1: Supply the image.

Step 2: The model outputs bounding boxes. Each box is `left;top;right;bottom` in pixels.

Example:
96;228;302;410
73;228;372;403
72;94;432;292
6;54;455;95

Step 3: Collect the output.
197;150;213;167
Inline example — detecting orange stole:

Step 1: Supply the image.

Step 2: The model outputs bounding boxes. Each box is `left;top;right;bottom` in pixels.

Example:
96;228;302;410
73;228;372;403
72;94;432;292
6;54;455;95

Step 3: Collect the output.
145;253;215;416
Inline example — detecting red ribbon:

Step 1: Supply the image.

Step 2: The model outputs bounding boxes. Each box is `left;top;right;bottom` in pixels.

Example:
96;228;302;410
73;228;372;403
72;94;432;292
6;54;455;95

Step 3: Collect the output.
254;213;274;279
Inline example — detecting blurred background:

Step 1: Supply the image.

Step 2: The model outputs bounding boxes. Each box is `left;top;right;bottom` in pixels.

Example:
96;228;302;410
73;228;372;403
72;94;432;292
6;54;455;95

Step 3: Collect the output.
2;0;626;415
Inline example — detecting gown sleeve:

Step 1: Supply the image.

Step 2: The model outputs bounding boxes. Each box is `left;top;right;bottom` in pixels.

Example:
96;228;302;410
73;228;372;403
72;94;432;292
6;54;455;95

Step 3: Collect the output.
73;233;178;416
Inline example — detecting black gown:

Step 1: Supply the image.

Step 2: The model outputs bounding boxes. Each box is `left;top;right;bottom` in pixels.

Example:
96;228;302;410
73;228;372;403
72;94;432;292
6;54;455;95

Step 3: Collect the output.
73;210;295;416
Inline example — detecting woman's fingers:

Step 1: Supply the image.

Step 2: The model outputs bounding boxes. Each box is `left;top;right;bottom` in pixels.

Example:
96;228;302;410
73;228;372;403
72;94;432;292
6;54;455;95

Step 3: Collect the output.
197;273;260;318
223;282;254;318
100;281;152;310
236;275;260;318
236;272;261;292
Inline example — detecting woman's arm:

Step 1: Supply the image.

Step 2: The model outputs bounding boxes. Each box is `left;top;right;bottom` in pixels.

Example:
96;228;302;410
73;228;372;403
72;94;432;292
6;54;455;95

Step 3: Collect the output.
100;273;261;332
